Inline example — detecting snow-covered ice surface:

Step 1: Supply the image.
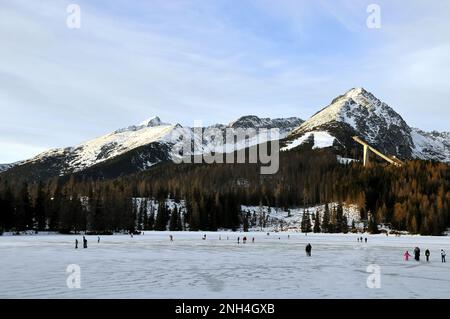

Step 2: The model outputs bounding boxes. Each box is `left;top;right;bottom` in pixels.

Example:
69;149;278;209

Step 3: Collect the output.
0;232;449;299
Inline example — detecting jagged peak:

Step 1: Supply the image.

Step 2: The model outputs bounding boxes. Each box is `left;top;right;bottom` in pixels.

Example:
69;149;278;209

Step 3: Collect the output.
138;116;165;127
229;115;302;129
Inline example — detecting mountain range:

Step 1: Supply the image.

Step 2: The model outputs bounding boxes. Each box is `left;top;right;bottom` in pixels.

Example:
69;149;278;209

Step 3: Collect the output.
282;88;450;162
1;88;448;181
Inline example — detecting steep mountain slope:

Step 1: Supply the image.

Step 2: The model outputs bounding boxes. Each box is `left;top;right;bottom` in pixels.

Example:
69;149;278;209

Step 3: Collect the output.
0;116;302;180
283;88;450;162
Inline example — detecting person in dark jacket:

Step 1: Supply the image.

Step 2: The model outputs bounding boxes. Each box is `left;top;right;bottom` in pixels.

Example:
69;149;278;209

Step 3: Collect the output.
75;239;78;249
425;249;430;262
441;250;446;263
414;247;420;261
305;243;312;257
83;236;87;249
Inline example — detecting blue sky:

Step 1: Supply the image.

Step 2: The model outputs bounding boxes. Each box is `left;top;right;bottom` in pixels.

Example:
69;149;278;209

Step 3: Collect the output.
1;0;450;163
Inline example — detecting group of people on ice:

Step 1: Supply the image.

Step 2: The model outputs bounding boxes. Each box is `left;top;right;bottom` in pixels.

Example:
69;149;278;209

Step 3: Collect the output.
404;247;446;263
357;237;368;243
74;235;100;249
236;236;255;244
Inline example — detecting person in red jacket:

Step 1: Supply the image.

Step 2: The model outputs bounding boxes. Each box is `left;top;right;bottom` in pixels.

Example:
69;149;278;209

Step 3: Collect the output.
404;250;411;261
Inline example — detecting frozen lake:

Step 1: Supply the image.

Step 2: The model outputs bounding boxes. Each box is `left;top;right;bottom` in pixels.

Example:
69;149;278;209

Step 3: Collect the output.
0;232;449;298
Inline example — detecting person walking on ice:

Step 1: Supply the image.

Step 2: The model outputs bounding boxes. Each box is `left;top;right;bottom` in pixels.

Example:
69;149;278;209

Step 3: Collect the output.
75;239;78;249
414;247;420;261
98;236;100;243
403;250;411;261
305;243;312;257
83;236;87;249
441;250;446;263
237;237;240;244
425;249;430;262
404;250;412;261
169;235;173;241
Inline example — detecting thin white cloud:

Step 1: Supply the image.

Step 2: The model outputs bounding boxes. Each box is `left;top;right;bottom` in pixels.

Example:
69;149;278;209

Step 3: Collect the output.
0;0;449;163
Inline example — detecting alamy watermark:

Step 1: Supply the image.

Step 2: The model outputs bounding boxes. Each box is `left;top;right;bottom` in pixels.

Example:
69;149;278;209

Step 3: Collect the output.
170;121;280;175
66;4;81;29
366;264;381;289
66;264;81;288
366;4;381;29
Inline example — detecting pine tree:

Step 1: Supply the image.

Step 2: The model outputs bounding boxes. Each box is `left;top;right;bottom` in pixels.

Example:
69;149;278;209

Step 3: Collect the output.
169;206;180;231
34;181;47;231
313;211;321;233
242;212;250;232
301;210;312;233
155;200;168;231
16;182;32;231
335;203;344;233
322;204;331;233
142;200;148;231
147;207;155;230
342;214;349;234
351;219;356;232
368;214;379;234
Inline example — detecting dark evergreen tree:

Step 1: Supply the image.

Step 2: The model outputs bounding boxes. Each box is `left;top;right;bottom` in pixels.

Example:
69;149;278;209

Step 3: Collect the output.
313;211;321;233
301;210;312;233
154;200;168;231
322;204;331;233
169;206;181;231
34;181;47;231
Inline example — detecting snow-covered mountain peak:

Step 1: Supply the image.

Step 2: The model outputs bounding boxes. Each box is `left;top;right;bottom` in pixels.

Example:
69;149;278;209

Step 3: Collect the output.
294;88;410;144
138;116;166;127
285;88;449;163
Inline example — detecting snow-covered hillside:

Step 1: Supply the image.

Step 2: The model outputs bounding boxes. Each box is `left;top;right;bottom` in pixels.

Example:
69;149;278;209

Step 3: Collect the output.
3;115;302;179
130;198;362;233
241;203;361;232
411;128;450;162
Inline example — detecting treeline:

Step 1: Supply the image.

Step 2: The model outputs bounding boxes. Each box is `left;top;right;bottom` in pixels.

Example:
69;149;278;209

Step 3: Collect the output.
1;149;449;235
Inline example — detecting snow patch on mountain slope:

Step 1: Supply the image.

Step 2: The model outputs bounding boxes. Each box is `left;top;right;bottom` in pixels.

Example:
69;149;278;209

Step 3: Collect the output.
337;156;358;165
281;131;336;151
0;163;14;173
411;128;450;162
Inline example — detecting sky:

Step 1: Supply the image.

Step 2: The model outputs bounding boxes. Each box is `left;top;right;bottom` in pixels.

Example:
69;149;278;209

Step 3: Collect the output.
1;0;450;163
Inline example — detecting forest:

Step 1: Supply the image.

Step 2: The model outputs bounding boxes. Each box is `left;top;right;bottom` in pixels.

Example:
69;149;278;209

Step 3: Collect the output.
1;148;449;235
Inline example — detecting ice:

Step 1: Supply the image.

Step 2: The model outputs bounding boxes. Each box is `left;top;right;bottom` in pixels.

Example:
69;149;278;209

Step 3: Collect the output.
0;232;449;299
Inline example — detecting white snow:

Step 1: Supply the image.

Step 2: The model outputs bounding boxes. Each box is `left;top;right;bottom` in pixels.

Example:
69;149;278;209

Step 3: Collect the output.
19;116;299;174
291;87;410;145
337;155;358;165
241;203;360;232
281;131;335;151
1;232;449;298
411;128;450;162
